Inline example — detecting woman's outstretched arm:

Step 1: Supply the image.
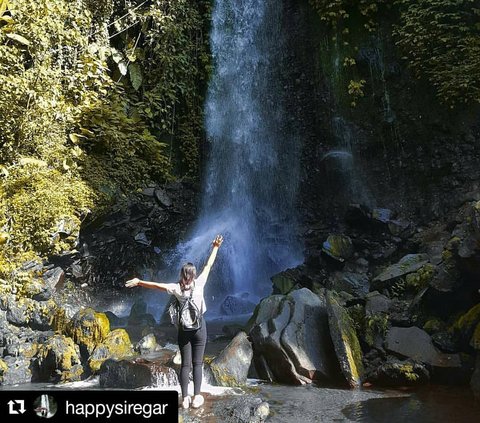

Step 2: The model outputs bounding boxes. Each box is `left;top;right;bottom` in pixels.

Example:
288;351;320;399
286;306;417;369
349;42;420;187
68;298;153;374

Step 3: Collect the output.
125;277;169;291
199;234;223;281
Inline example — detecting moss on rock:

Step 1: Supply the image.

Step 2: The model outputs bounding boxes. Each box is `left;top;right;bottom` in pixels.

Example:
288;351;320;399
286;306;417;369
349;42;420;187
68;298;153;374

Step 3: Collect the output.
88;329;134;373
451;303;480;340
470;323;480;350
66;308;110;355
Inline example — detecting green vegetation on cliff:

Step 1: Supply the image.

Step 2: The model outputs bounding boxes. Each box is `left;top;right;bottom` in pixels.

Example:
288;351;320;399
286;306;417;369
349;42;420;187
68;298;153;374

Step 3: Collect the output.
0;0;210;273
308;0;480;107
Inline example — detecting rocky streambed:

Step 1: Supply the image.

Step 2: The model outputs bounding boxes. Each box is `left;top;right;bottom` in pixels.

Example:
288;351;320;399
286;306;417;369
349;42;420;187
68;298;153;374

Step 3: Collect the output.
1;182;480;421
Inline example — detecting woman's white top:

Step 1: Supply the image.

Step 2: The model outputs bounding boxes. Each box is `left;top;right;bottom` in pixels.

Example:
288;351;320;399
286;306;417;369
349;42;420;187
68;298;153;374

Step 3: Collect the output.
164;272;208;315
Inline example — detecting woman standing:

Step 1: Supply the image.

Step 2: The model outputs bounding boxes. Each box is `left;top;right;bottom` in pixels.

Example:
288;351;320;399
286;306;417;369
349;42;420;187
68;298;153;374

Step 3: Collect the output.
125;234;223;409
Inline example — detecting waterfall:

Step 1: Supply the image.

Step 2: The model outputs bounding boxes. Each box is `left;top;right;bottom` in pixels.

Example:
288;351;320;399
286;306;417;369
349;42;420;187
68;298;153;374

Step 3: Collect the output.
163;0;303;312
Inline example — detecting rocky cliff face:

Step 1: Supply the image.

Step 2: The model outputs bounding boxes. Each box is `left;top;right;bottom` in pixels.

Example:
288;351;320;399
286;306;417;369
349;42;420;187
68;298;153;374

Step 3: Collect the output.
283;0;480;229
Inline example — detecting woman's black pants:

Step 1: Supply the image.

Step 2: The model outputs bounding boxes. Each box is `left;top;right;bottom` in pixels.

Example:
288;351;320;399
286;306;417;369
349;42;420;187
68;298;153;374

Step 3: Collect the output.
177;318;207;397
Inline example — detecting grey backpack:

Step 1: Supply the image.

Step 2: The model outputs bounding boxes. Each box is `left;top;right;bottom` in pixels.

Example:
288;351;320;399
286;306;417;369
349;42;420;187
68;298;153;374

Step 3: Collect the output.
168;284;202;331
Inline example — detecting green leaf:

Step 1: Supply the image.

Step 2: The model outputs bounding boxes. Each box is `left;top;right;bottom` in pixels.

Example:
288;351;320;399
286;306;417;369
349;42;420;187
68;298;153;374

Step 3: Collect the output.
128;62;143;91
6;33;30;46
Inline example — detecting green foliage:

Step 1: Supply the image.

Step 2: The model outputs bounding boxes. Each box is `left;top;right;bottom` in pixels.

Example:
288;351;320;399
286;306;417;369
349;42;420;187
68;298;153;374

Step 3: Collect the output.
394;0;480;106
365;312;389;346
0;0;210;273
309;0;480;106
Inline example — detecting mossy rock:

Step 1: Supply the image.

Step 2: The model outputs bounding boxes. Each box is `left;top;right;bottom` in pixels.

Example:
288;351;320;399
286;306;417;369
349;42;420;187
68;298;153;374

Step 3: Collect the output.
88;329;135;373
326;291;364;388
34;334;83;383
451;303;480;342
322;234;354;262
423;318;446;335
0;358;7;383
405;263;435;290
66;308;110;355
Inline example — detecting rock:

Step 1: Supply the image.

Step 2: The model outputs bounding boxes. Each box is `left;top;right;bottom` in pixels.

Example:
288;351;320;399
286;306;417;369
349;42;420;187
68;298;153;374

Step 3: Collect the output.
135;333;160;355
367;358;430;387
0;359;7;384
471;322;480;350
388;219;413;238
154;188;172;208
42;267;65;291
372;208;393;224
371;254;430;291
322;234;354;262
220;295;256;315
271;270;297;295
471;353;480;400
104;311;127;328
326;291;364;388
212;396;269;423
450;303;480;347
250;289;338;385
365;291;391;316
66;308;110;356
429;261;461;292
141;187;155;197
99;358;178;389
134;232;151;246
1;355;32;385
129;299;148;320
208;332;253;387
431;331;460;353
329;272;369;298
88;329;135;373
32;334;83;382
385;326;463;379
345;204;371;227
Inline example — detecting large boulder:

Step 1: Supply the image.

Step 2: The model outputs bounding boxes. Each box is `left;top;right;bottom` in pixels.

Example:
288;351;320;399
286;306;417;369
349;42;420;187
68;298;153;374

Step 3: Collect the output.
326;291;364;388
371;254;430;291
66;308;110;356
88;329;135;373
32;334;83;382
1;355;33;385
135;333;161;355
99;357;178;389
207;331;253;387
385;326;470;383
249;288;338;385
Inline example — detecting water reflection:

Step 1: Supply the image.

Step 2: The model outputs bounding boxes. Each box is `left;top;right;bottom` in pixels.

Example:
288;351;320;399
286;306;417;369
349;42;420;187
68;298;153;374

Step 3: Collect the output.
342;386;479;423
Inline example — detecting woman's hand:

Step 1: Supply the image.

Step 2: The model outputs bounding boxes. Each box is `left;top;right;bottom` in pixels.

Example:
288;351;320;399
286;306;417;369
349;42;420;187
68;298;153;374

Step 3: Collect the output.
212;234;223;248
125;277;140;288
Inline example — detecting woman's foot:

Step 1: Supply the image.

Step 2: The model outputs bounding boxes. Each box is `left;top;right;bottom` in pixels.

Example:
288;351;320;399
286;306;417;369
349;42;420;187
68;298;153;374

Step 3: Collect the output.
192;394;204;409
182;396;191;409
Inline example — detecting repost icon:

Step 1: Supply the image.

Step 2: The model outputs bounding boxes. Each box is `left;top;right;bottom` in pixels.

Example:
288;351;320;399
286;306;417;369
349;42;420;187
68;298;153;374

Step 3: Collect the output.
8;399;26;415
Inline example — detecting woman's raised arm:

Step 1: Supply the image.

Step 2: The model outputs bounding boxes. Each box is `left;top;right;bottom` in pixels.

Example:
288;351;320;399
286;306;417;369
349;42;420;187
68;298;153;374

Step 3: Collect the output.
199;234;223;281
125;277;170;292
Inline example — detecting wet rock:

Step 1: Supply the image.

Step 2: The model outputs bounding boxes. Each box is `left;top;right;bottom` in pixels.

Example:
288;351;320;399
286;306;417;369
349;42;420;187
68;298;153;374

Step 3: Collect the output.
207;332;253;387
66;308;110;356
322;234;354;262
431;331;460;353
220;295;256;315
134;232;151;246
271;270;298;295
429;261;461;292
135;333;160;355
450;303;480;348
32;334;83;382
129;299;148;320
365;291;391;316
212;396;269;423
372;208;393;224
329;272;369;298
367;358;430;387
371;254;430;291
99;357;178;389
388;219;413;238
141;187;155;197
250;289;338;385
104;311;127;328
154;188;172;208
42;267;65;291
385;326;462;371
326;291;364;388
88;329;135;373
1;355;33;385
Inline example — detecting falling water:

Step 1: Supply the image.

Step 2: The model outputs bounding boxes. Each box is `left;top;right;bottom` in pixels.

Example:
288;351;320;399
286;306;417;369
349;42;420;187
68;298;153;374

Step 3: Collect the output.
164;0;303;310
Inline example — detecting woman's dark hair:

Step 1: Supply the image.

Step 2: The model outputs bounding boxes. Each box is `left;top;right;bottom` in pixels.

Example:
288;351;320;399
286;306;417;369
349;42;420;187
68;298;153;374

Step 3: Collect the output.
180;262;196;286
